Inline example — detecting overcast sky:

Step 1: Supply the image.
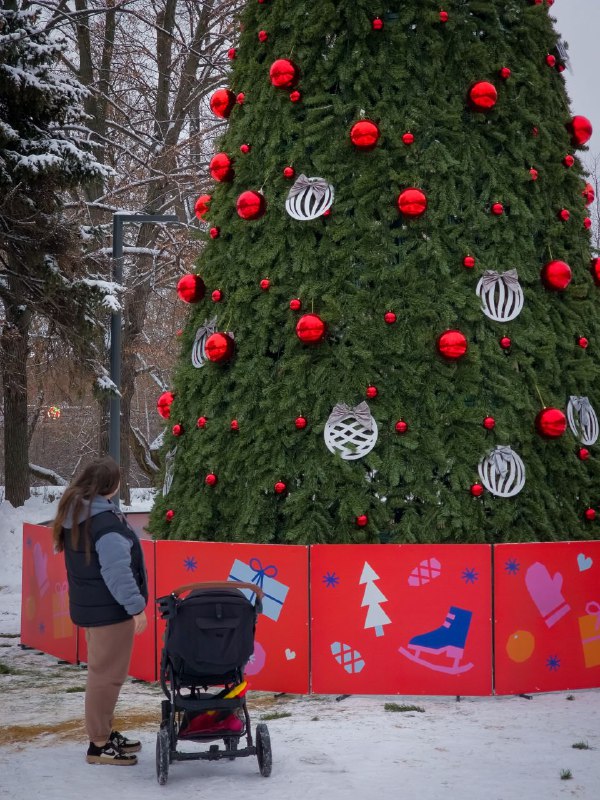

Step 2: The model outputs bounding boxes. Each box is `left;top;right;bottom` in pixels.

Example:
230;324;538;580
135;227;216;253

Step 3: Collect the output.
552;0;598;162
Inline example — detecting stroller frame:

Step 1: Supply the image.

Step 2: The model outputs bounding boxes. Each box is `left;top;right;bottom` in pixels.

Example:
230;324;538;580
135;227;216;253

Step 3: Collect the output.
155;581;272;785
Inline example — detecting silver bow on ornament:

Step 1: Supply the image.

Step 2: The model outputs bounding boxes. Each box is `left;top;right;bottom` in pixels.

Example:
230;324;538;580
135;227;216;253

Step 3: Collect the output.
569;396;595;429
288;174;330;201
195;316;217;341
490;446;516;477
327;402;374;430
479;269;520;290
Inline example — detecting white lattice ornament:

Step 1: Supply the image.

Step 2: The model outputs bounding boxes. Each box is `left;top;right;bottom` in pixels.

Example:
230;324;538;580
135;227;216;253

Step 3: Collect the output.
476;270;524;322
191;317;217;368
478;445;526;498
567;396;599;445
324;402;378;460
285;174;334;220
162;447;177;496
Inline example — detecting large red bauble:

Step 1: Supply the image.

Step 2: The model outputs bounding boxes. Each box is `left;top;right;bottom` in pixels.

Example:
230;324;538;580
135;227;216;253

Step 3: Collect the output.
463;255;476;269
274;481;287;494
165;510;175;522
567;115;593;146
591;258;600;285
541;260;572;291
295;416;307;430
210;88;236;118
350;120;380;150
397;188;427;218
205;473;218;486
205;332;235;362
356;514;368;527
500;336;511;350
395;420;408;434
470;483;484;498
585;508;596;521
491;202;504;216
535;407;567;438
209;153;234;182
483;416;496;430
269;59;299;88
157;391;175;419
384;311;397;324
439;11;449;22
545;54;556;68
437;330;468;360
296;313;326;343
176;274;205;303
402;131;415;145
578;337;589;349
468;81;498;111
583;183;595;205
372;17;383;30
366;385;378;399
236;190;266;220
194;194;212;219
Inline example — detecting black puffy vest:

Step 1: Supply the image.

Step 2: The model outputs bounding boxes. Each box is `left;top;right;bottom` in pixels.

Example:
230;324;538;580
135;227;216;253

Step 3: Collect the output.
63;510;148;627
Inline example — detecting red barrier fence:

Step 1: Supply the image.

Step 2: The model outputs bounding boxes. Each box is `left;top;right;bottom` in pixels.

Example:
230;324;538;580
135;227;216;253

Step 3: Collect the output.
21;523;600;696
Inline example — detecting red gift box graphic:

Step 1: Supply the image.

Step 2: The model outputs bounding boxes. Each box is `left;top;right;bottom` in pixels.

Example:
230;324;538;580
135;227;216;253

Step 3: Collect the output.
578;601;600;669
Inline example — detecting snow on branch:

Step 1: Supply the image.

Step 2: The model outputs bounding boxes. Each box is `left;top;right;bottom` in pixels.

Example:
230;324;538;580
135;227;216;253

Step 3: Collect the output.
29;463;68;487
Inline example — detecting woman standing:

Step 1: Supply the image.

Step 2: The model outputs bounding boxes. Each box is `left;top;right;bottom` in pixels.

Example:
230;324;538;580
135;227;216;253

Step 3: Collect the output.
52;456;148;766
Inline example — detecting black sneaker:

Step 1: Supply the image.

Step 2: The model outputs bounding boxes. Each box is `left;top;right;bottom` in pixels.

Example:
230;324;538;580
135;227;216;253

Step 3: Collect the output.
109;730;142;754
86;741;138;766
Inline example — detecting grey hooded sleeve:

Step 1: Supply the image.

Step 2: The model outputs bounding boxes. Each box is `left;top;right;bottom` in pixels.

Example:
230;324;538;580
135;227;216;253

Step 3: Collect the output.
95;533;146;616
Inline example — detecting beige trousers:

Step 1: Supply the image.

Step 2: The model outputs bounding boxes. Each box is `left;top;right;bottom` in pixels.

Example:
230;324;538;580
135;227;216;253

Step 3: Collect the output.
84;618;135;745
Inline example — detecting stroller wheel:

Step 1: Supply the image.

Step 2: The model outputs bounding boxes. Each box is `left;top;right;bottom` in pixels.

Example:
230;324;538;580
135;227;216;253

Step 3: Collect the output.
156;727;170;785
255;723;272;777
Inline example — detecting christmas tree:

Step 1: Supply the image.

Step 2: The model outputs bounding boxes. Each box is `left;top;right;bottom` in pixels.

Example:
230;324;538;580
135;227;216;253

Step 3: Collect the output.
151;0;600;545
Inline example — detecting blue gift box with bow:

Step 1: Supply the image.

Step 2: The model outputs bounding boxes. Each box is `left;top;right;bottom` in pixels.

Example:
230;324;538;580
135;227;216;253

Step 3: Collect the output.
227;557;289;622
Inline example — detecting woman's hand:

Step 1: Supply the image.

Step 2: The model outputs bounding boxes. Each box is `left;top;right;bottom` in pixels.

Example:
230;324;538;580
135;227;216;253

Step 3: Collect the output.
133;610;147;635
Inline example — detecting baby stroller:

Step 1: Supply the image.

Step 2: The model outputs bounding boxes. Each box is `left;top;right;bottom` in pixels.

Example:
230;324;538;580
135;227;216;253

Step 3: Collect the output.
155;581;272;785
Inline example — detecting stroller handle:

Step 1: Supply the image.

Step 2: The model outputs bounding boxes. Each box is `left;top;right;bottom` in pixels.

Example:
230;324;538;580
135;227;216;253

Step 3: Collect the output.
170;580;265;600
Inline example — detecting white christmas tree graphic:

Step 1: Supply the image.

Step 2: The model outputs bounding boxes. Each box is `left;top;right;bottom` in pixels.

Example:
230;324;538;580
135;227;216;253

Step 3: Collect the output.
359;561;391;637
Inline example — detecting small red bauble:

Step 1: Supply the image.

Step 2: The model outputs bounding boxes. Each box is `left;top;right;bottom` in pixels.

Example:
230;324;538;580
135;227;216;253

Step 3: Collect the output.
500;336;512;350
205;332;235;362
372;17;383;30
384;311;397;324
157;391;175;419
296;313;326;343
289;298;302;311
529;167;539;181
558;208;570;221
356;514;368;527
578;337;589;349
567;115;593;146
209;153;234;182
499;67;511;80
205;473;218;487
545;54;556;67
591;258;600;285
437;329;468;359
350;120;380;151
439;10;449;22
210;88;236;118
532;126;539;137
585;508;596;521
269;58;299;88
583;183;595;205
483;416;496;430
209;227;220;239
211;289;223;302
227;48;236;60
197;416;207;428
194;194;212;219
274;481;287;494
579;448;591;461
295;416;307;430
323;208;331;217
230;419;239;431
470;483;484;498
236;92;245;104
463;255;476;269
398;188;427;218
176;274;205;303
165;510;175;522
172;423;183;437
535;407;567;438
402;132;415;145
240;143;251;154
491;202;504;216
541;259;572;291
283;166;295;179
236;190;266;220
584;217;592;230
563;154;575;167
258;29;268;42
260;278;270;290
289;90;302;103
468;81;498;111
366;385;378;399
395;420;408;434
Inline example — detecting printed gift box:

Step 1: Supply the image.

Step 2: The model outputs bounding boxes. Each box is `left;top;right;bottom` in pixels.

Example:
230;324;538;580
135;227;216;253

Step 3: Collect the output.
578;601;600;669
52;581;74;639
228;557;289;622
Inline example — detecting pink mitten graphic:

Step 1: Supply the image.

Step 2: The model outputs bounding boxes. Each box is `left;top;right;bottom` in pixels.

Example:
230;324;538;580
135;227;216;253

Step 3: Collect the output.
525;562;570;628
33;543;49;596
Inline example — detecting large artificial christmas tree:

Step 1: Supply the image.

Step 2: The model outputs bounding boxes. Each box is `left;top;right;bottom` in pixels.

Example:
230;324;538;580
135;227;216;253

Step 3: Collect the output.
151;0;600;545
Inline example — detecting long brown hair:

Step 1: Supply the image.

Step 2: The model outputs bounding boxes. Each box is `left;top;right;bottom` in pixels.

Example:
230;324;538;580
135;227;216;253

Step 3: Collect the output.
52;456;121;553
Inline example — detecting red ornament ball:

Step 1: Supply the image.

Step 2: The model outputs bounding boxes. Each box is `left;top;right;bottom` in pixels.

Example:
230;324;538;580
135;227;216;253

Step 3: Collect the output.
366;385;378;399
463;255;476;269
236;92;245;105
468;81;498;112
529;167;539;181
274;481;287;494
240;143;251;154
470;483;484;498
258;29;268;42
563;154;575;168
584;217;592;230
542;260;572;291
356;514;368;527
295;416;307;430
499;67;511;80
545;54;556;67
269;59;299;88
579;448;591;461
296;313;326;343
283;166;295;179
260;278;270;291
211;289;223;302
172;423;183;437
323;208;331;217
491;202;504;216
395;420;408;434
230;419;239;431
236;190;266;220
532;126;539;137
583;183;595;205
289;90;302;103
535;407;567;438
227;48;236;60
209;153;234;182
500;336;512;350
157;391;175;419
176;274;205;303
194;194;212;219
591;258;600;285
439;10;449;22
197;416;207;428
585;508;596;521
205;473;218;487
558;208;570;221
567;115;593;146
384;311;397;324
578;336;589;349
437;329;468;359
209;88;236;119
209;227;220;239
289;298;302;311
350;120;380;151
165;510;175;522
205;332;235;363
397;188;427;218
372;17;383;31
483;416;496;430
402;132;415;145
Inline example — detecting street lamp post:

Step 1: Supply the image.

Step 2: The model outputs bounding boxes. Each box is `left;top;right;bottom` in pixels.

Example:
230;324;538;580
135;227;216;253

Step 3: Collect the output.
110;212;179;506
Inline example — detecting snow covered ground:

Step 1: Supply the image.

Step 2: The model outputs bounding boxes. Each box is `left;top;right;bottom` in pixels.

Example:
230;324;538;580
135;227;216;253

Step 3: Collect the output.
1;492;599;799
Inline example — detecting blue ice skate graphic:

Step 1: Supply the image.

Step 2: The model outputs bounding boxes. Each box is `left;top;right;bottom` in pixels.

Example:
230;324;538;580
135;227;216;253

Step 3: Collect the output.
399;606;474;675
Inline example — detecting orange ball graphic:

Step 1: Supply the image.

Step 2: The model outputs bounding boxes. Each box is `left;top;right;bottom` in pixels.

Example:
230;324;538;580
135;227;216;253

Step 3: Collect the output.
506;630;535;663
